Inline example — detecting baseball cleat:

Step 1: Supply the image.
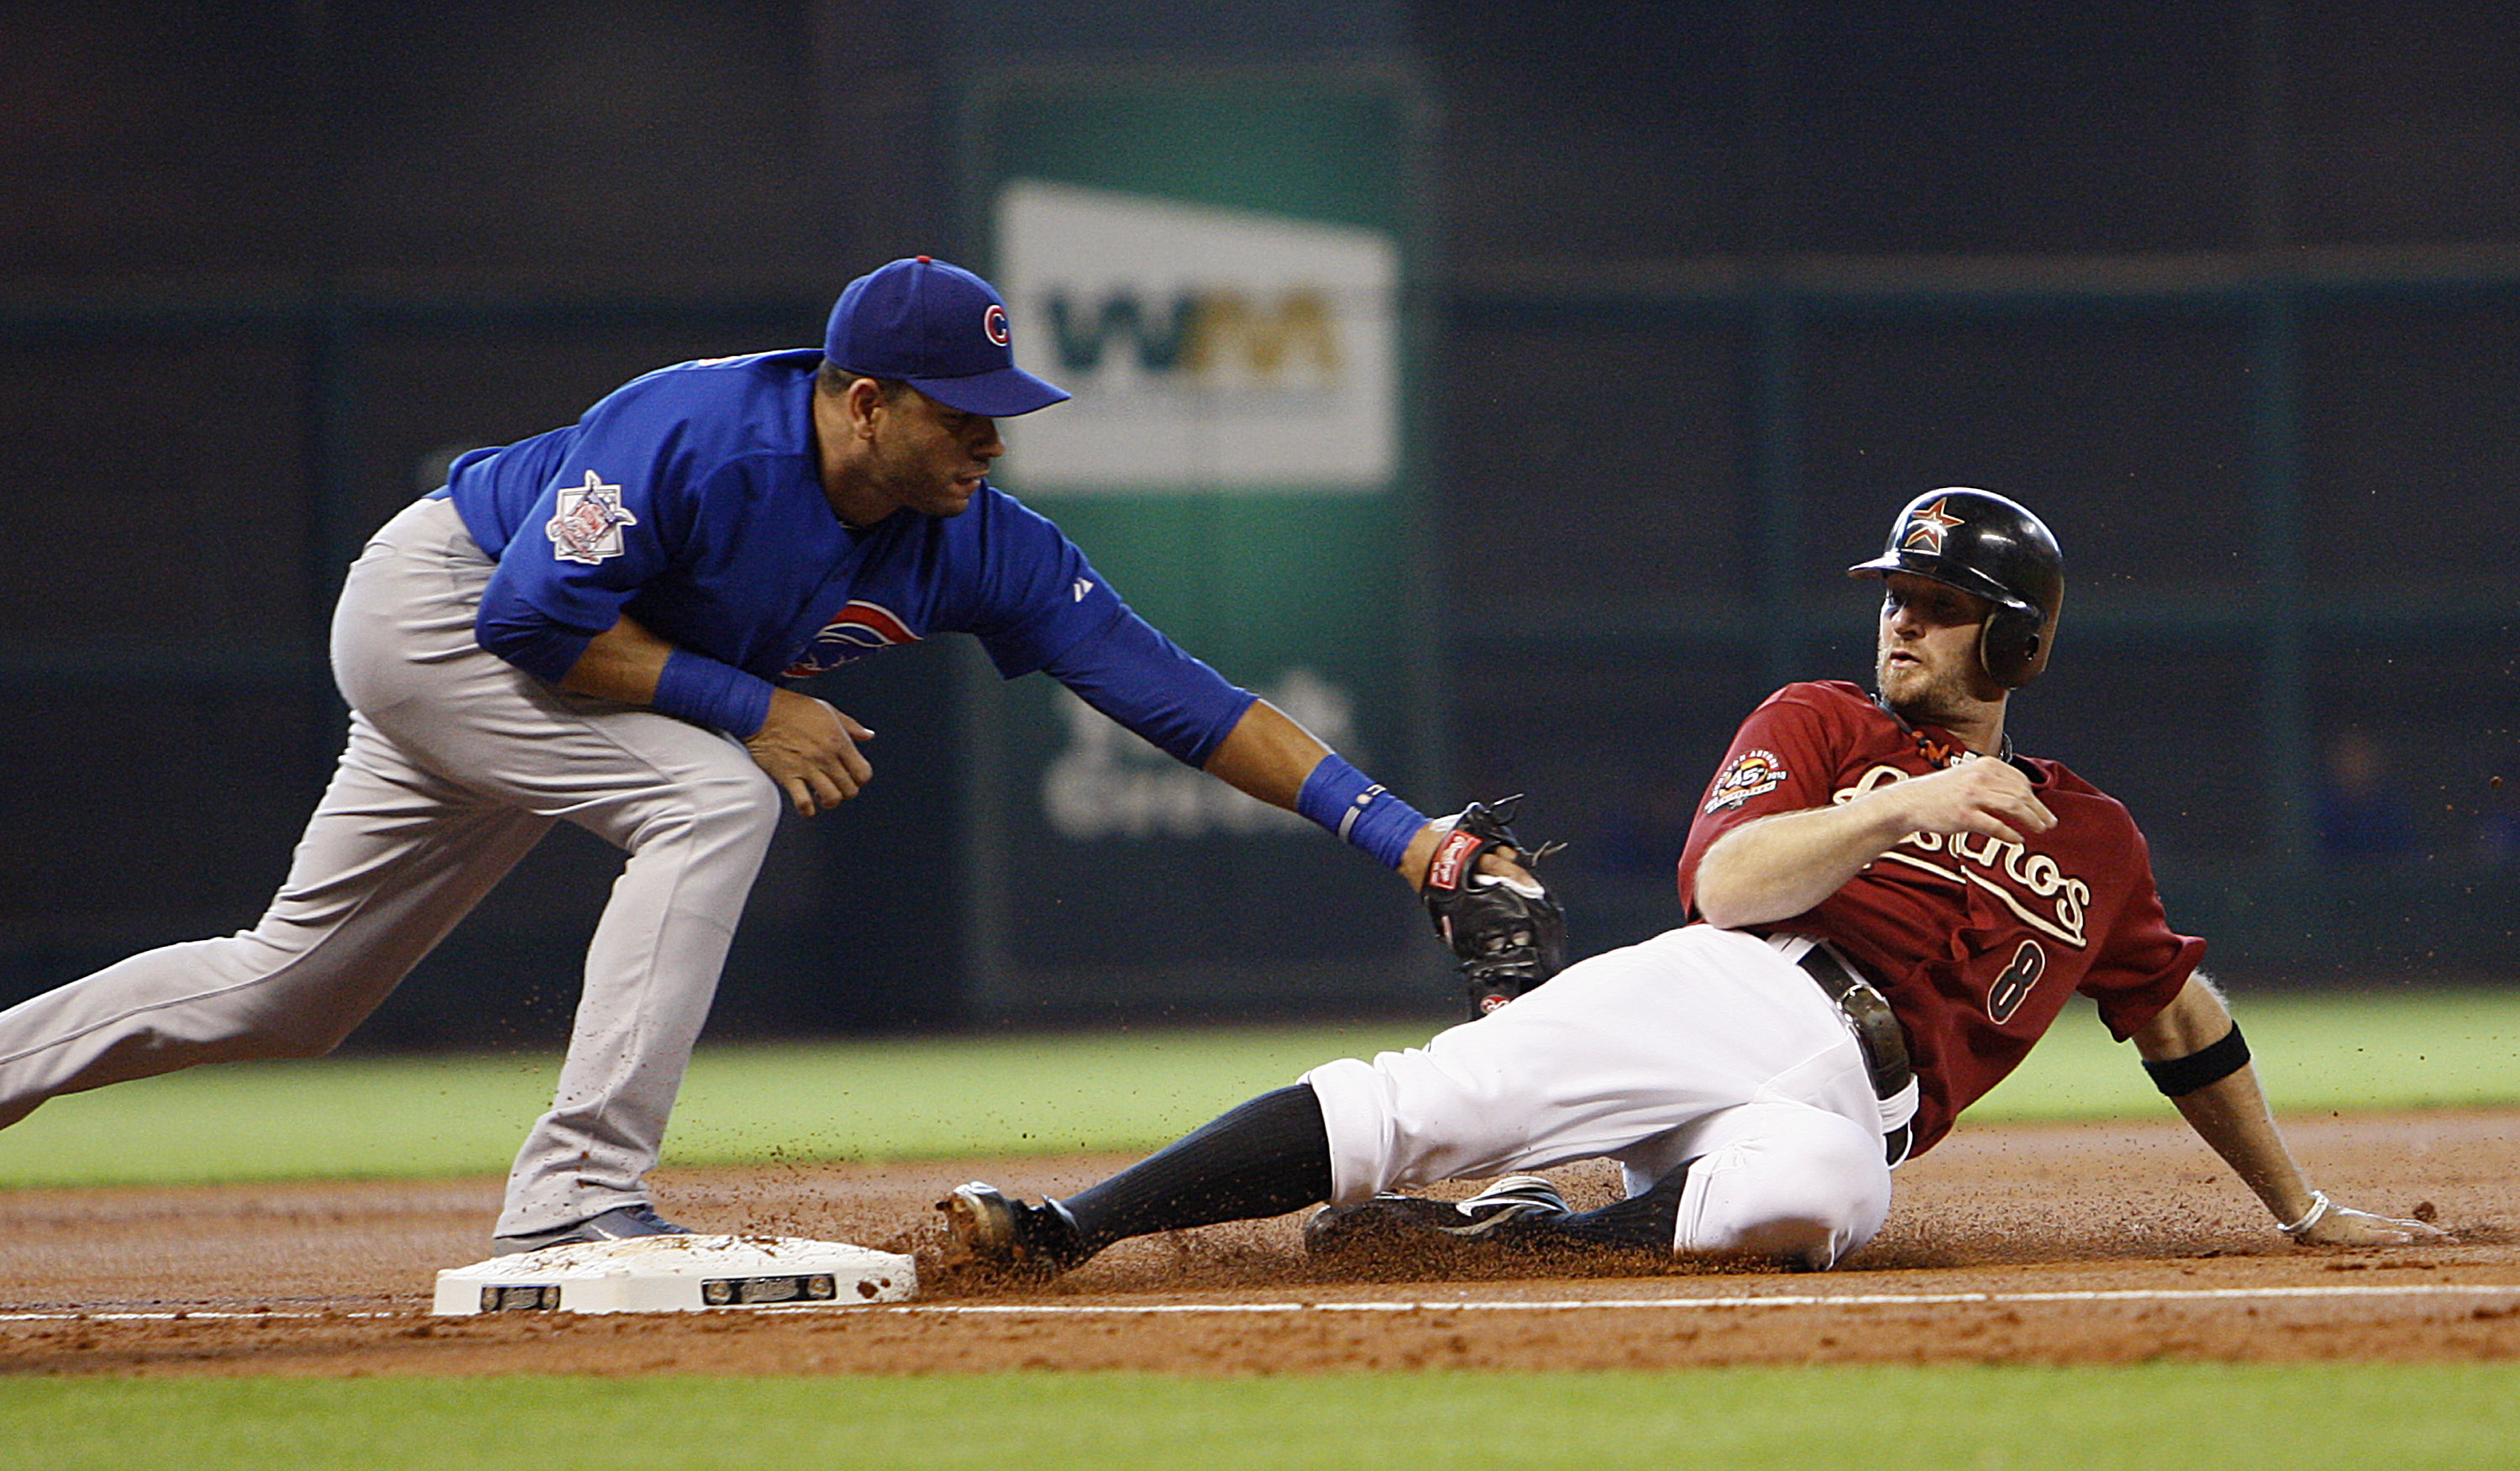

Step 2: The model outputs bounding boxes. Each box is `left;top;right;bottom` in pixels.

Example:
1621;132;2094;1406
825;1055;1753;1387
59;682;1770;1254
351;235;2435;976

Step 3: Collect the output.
1457;1175;1572;1219
1304;1174;1572;1257
490;1202;693;1257
937;1182;1089;1276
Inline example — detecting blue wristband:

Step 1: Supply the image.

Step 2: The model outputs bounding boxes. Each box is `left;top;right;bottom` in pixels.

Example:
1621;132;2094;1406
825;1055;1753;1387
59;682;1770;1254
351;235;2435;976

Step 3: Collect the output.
1294;754;1428;869
652;649;776;738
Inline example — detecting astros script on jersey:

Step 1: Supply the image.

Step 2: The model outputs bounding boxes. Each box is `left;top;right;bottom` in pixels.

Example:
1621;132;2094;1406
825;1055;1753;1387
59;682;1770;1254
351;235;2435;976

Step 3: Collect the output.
1677;680;2206;1155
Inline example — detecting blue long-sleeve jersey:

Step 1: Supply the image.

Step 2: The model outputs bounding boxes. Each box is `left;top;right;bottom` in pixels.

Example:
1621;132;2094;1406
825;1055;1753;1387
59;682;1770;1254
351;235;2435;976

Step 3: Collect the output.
440;349;1253;765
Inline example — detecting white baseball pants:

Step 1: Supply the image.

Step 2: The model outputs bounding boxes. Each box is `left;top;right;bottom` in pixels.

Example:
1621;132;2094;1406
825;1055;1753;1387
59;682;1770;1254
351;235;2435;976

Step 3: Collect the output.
1304;924;1895;1269
0;496;781;1237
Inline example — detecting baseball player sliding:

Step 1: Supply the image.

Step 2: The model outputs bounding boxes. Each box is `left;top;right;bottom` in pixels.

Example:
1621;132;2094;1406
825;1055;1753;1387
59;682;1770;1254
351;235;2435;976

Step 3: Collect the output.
943;488;2441;1275
0;256;1543;1255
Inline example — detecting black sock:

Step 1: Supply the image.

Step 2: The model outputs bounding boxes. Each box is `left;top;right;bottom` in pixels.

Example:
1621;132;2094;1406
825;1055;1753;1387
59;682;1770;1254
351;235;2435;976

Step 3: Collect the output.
1056;1084;1334;1251
1541;1158;1697;1251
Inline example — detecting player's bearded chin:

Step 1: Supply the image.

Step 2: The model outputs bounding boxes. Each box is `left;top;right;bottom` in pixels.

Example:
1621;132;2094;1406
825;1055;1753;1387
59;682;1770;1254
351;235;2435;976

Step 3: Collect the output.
1876;644;1975;728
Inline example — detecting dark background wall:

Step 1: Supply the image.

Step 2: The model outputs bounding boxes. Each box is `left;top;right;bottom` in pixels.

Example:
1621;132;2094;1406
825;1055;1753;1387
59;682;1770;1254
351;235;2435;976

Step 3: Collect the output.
4;1;2515;1047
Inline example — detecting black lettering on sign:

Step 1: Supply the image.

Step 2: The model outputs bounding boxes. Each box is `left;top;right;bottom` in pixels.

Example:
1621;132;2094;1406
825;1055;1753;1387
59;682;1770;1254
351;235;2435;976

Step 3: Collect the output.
1987;939;2045;1024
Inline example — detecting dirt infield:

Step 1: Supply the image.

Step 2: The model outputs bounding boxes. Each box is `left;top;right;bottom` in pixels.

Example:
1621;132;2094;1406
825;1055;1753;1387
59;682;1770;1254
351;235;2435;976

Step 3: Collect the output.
4;1110;2515;1377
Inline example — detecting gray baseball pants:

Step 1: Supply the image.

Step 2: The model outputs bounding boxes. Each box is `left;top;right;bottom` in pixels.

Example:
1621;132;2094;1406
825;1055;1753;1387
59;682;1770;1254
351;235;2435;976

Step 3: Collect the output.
0;495;782;1237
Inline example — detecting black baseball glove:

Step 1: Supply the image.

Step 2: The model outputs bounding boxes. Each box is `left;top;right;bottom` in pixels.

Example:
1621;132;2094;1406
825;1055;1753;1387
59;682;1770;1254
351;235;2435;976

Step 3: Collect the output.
1420;796;1567;1018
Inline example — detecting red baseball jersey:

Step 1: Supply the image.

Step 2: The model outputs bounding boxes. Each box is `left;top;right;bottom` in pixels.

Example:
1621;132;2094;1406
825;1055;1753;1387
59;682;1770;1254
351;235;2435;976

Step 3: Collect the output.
1677;680;2204;1157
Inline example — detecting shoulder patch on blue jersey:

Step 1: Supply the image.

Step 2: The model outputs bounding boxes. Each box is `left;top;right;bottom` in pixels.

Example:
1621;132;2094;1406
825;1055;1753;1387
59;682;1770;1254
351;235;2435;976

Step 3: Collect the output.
1073;578;1095;602
545;471;638;565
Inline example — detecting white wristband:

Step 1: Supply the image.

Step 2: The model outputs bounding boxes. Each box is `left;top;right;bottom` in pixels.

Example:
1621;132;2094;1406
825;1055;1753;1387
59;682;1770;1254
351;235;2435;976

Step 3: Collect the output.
2277;1190;2333;1237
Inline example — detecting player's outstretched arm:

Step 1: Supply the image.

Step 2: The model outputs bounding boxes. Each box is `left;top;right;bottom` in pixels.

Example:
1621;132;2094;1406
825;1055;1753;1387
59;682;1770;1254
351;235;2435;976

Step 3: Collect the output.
1200;697;1333;811
1200;699;1558;1011
2133;976;2446;1248
1200;699;1536;893
1696;755;2056;929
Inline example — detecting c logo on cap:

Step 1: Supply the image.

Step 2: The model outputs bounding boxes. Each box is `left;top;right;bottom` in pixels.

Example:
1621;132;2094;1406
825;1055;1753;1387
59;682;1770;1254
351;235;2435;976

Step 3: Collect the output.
983;303;1011;348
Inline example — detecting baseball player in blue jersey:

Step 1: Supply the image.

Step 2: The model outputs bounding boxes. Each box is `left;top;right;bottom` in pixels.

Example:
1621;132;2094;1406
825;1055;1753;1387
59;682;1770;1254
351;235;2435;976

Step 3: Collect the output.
0;257;1546;1254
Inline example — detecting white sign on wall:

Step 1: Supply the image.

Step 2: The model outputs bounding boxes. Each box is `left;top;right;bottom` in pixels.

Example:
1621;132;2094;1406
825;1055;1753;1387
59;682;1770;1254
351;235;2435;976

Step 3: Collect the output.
1042;667;1362;840
995;179;1399;493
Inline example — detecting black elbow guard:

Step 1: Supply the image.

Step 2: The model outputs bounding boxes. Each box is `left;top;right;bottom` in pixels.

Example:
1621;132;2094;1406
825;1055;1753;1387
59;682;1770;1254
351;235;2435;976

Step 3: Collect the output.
2142;1022;2250;1097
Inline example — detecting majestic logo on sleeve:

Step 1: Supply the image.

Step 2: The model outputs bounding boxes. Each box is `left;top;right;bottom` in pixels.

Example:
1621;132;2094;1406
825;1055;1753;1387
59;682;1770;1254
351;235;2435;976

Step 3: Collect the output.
1835;765;2093;948
1899;496;1966;554
784;600;922;677
545;471;638;565
1704;749;1789;813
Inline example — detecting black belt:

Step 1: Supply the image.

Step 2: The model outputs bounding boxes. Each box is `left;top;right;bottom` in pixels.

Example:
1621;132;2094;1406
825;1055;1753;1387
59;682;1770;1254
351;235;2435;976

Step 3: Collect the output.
1791;942;1916;1167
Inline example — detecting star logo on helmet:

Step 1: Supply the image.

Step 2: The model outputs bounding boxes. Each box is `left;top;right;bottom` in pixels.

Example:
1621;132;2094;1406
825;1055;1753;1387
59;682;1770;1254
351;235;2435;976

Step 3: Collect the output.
1900;496;1966;554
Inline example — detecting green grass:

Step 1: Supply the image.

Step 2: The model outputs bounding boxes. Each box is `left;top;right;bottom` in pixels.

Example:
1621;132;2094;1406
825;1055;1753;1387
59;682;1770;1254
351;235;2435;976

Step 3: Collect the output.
3;1364;2515;1469
1969;985;2520;1119
2;990;2515;1190
0;1021;1436;1190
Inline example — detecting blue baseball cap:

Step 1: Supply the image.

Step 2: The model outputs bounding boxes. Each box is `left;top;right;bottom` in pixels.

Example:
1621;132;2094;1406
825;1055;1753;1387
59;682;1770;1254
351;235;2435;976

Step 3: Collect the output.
822;255;1070;418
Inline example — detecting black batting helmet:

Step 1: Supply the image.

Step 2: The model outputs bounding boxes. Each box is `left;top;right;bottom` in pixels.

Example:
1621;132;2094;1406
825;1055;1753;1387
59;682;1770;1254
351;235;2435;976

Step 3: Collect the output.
1847;487;2064;687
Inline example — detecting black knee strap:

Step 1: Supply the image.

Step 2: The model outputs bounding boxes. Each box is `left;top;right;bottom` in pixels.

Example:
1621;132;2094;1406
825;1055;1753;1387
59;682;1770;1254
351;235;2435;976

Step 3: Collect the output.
2142;1023;2250;1097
